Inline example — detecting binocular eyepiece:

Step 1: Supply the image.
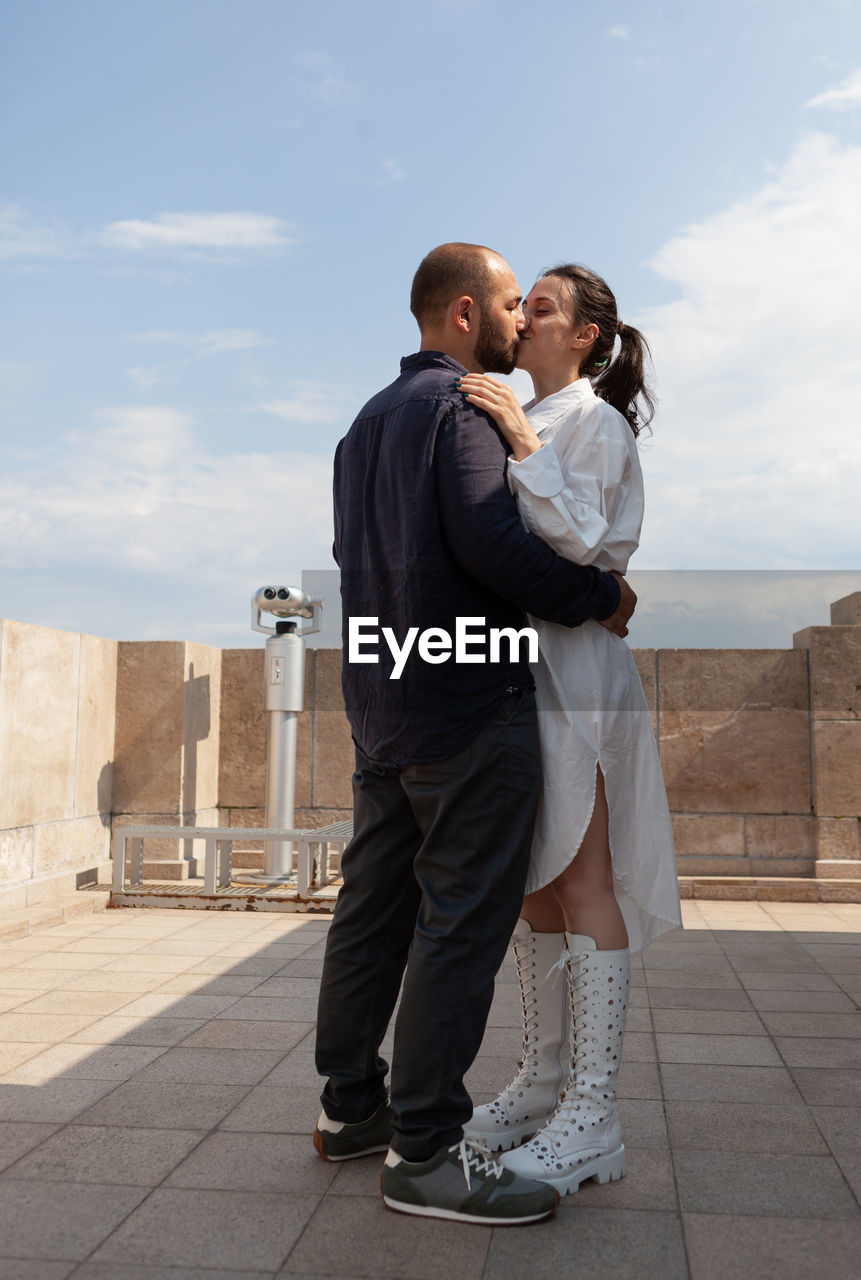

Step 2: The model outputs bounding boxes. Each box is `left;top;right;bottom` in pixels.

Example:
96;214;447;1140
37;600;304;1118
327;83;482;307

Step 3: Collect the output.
253;586;314;619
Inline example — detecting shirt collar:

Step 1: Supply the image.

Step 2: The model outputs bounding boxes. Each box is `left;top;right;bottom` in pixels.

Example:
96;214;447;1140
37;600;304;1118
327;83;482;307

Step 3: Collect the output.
400;350;469;375
523;377;597;433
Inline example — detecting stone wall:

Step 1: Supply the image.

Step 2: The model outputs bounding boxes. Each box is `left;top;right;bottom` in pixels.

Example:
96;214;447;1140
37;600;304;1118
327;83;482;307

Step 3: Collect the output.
1;592;859;900
0;619;117;910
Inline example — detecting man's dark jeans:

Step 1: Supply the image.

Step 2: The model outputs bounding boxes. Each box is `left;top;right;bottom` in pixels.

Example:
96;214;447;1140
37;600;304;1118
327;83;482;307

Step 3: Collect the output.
315;687;541;1161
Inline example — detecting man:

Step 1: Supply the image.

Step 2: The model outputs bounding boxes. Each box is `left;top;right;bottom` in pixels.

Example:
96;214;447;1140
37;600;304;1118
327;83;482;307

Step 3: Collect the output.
314;243;635;1225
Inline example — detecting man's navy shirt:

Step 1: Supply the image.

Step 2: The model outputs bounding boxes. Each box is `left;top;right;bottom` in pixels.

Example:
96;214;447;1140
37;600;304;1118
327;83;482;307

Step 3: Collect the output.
334;351;621;767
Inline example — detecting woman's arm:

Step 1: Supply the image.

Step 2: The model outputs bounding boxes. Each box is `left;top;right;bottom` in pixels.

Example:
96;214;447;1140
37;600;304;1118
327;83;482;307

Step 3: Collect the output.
457;376;639;568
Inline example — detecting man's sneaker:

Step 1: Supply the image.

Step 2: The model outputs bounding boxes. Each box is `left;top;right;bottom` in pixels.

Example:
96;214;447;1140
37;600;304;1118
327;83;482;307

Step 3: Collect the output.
380;1139;558;1225
313;1099;394;1161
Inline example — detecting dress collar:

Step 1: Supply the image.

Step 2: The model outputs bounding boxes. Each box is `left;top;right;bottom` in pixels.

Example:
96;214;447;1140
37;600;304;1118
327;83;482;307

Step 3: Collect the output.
523;378;597;434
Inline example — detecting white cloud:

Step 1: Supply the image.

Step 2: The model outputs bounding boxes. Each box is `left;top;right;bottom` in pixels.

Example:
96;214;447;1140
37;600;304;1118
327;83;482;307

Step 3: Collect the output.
100;211;297;253
608;24;630;39
632;129;861;569
294;50;359;105
805;67;861;110
379;157;406;184
0;204;70;261
261;380;362;425
0;405;336;642
125;329;274;389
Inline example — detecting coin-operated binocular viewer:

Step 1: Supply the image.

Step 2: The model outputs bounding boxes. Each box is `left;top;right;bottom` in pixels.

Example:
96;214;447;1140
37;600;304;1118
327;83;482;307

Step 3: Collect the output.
239;586;323;884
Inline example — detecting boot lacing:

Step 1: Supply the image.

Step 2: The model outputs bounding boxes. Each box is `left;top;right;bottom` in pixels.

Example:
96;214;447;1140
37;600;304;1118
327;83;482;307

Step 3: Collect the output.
485;933;544;1117
543;947;603;1145
450;1138;504;1190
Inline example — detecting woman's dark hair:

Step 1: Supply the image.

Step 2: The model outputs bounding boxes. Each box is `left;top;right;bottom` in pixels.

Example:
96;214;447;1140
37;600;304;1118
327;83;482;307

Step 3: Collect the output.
542;263;655;436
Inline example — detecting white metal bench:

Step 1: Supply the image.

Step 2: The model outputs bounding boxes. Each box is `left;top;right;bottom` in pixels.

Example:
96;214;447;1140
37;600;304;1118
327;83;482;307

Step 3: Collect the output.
111;820;353;898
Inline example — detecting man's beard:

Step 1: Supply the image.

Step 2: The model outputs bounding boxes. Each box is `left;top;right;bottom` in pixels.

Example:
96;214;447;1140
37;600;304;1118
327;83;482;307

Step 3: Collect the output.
474;315;519;375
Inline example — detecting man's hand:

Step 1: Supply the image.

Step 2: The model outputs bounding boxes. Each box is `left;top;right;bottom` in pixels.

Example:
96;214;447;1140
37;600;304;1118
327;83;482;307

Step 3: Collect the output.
598;572;637;638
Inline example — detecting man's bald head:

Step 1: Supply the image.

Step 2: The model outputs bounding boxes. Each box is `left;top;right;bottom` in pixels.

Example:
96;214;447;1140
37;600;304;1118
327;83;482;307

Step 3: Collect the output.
410;242;504;331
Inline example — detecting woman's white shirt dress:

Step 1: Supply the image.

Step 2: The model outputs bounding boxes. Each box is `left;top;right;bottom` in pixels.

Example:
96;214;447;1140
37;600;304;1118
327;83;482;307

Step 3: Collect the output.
508;378;682;952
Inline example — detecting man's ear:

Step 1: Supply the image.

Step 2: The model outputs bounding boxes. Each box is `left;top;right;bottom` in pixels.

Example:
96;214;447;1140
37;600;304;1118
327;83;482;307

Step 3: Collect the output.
452;295;475;334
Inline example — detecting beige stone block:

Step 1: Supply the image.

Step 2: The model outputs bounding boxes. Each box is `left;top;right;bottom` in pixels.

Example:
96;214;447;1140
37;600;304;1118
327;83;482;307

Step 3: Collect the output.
75;634;118;820
793;627;860;721
819;881;861;902
750;858;814;877
671;814;744;856
830;592;861;626
660;707;811;814
0;620;80;827
657;649;809;714
745;815;815;858
632;648;657;717
113;641;185;813
33;815;110;878
691;879;756;901
0;883;27;911
314;649;345;711
312;709;355;809
220;807;264;851
816;816;861;861
676;856;750;876
812;721;861;815
815;860;861;880
218;649;266;807
182;643;222;814
753;879;820;902
294;806;352;828
0;826;33;886
217;649;312;810
111;811;187;858
678;881;694;899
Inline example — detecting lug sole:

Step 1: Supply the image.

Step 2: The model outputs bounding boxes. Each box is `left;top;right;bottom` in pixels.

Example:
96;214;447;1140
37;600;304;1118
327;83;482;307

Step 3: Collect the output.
545;1145;626;1196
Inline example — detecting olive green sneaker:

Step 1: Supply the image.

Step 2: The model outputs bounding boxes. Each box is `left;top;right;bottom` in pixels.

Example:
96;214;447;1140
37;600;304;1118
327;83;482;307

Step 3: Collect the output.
380;1139;558;1225
313;1099;394;1161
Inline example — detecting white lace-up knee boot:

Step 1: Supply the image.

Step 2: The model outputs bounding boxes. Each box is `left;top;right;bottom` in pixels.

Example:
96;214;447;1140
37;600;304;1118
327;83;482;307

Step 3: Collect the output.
499;933;629;1195
464;919;568;1151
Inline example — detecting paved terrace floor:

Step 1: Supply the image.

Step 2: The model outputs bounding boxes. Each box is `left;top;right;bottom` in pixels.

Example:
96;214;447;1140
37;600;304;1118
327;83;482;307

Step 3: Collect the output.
0;899;859;1280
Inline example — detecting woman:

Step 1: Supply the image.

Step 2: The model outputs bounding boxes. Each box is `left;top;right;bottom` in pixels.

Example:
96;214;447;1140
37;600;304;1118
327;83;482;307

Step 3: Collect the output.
458;264;682;1196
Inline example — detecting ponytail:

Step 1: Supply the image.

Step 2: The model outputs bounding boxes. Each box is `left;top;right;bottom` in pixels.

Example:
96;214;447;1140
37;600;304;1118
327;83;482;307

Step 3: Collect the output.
542;264;655;437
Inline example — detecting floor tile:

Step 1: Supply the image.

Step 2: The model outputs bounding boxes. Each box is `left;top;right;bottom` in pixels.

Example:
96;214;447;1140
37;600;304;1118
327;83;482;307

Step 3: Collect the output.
683;1213;861;1280
131;1047;283;1086
2;1043;166;1083
164;1131;339;1193
0;1179;149;1260
775;1037;861;1069
0;1078;121;1123
0;1259;75;1279
659;1064;803;1104
656;1033;781;1066
809;1105;861;1159
0;1121;60;1173
180;1020;313;1052
570;1147;678;1211
645;987;754;1012
75;1082;250;1129
746;988;856;1013
665;1101;828;1154
68;1016;207;1047
673;1150;859;1218
91;1188;319;1272
651;1009;765;1036
282;1193;491;1279
791;1068;861;1106
4;1124;204;1185
483;1206;688;1280
219;1085;321;1134
760;1010;861;1038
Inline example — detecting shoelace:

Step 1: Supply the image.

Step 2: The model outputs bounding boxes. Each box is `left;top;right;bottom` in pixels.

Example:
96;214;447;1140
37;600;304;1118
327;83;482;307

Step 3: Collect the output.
448;1138;504;1190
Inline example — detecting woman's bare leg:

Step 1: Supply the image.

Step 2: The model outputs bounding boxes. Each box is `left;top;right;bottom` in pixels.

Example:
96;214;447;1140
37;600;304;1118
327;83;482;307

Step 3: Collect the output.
549;766;628;950
521;883;566;933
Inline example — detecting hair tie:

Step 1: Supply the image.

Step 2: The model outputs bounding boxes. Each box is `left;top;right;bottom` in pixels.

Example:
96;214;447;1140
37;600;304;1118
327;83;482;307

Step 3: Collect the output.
616;320;625;335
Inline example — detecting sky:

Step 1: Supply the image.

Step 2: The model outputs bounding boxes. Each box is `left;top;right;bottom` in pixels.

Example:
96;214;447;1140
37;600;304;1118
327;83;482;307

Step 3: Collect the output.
2;0;860;648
